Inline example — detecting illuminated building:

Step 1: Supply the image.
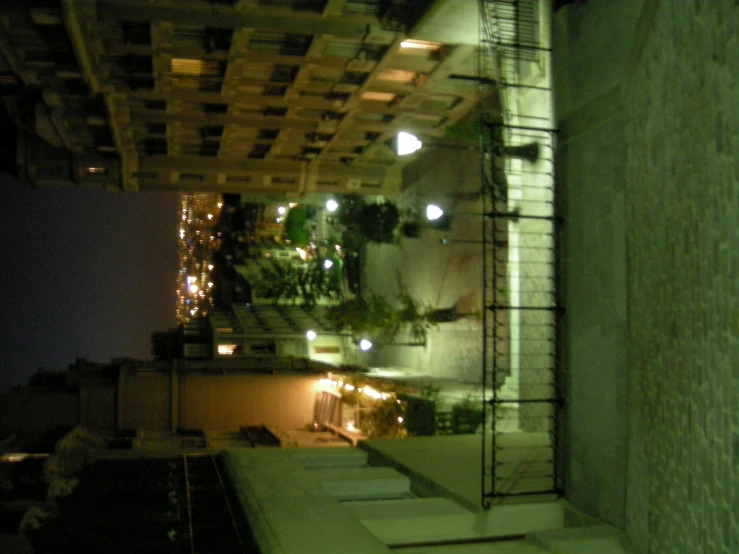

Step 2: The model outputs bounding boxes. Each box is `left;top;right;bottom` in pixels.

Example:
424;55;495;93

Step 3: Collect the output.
0;0;489;196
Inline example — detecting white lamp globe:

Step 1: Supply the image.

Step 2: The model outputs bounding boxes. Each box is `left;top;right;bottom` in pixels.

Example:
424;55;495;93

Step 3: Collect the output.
425;204;444;221
396;132;423;156
326;199;339;212
359;339;373;351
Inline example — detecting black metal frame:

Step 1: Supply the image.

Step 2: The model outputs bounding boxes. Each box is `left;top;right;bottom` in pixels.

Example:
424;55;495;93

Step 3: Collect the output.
478;0;562;508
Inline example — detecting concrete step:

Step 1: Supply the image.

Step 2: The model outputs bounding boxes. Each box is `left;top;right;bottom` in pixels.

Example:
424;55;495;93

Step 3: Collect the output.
306;466;411;500
346;498;478;545
526;524;635;554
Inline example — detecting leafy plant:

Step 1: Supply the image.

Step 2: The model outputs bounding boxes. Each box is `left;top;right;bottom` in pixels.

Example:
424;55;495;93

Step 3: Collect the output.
337;196;400;244
326;277;445;345
284;206;309;246
418;382;441;405
255;259;341;308
360;397;406;438
326;294;402;343
450;394;483;434
356;201;400;243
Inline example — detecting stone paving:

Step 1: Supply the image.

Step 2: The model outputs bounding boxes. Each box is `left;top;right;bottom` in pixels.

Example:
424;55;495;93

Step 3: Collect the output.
362;148;487;384
622;2;739;552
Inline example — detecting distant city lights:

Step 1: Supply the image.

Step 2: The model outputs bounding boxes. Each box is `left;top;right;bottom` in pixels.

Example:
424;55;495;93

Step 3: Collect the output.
176;194;227;323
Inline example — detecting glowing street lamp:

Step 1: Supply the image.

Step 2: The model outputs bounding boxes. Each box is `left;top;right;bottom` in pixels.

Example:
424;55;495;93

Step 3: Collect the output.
395;131;423;156
323;259;334;269
278;206;287;215
326;199;339;212
359;339;373;351
306;330;317;341
425;204;444;221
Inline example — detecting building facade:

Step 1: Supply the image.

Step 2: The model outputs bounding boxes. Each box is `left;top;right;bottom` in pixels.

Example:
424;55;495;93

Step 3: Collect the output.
189;302;355;367
0;0;489;195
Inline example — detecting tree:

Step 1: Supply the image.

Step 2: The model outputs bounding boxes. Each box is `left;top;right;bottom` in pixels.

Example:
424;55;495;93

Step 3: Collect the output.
284;205;309;246
326;284;441;345
356;201;400;243
254;259;341;308
326;294;402;343
337;196;400;244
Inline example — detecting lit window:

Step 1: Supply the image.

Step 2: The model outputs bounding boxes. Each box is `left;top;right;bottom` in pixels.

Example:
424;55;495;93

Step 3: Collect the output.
171;58;221;76
377;69;417;84
400;39;441;51
86;167;107;174
361;91;396;102
218;343;237;356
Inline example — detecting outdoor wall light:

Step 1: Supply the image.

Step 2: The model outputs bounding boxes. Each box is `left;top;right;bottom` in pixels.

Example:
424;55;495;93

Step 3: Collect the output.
323;259;334;269
425;204;444;221
395;131;423;156
306;330;317;341
278;206;286;215
359;339;373;351
326;199;339;212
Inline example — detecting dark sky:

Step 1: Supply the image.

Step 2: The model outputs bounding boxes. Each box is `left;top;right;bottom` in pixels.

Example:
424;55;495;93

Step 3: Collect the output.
0;174;179;391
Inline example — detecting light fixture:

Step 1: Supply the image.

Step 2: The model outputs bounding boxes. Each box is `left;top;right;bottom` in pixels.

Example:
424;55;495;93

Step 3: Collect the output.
306;330;317;341
400;39;441;51
396;131;423;156
361;91;397;102
278;206;287;215
323;259;333;269
326;199;338;212
425;204;444;221
359;339;373;351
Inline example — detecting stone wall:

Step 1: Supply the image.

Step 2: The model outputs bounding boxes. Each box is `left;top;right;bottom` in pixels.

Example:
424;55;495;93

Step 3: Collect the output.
554;0;739;551
622;1;739;552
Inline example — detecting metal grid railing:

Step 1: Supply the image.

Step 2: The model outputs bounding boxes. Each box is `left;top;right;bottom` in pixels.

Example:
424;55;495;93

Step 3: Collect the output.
479;0;562;508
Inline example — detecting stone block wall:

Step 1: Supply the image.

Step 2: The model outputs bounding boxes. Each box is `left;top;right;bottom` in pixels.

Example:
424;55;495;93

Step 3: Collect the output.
554;0;739;550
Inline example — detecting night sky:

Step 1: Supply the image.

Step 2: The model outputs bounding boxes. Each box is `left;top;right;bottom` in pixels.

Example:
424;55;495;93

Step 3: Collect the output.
0;174;179;392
